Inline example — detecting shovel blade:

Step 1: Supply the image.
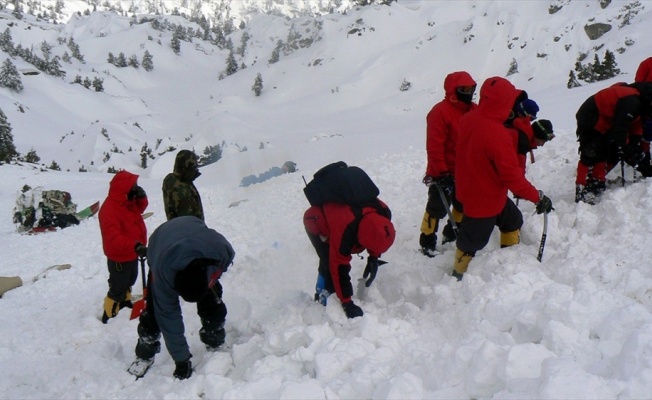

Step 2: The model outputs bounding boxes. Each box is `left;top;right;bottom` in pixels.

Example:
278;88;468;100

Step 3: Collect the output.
130;298;146;320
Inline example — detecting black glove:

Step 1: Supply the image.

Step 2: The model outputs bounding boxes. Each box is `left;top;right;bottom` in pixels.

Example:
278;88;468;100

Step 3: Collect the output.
342;301;363;319
135;242;147;258
422;174;434;186
535;191;553;215
433;174;454;195
636;162;652;178
363;257;379;287
173;359;192;380
622;141;646;167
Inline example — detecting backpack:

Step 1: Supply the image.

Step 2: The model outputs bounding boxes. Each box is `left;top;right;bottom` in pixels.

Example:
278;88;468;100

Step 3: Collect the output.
303;161;380;206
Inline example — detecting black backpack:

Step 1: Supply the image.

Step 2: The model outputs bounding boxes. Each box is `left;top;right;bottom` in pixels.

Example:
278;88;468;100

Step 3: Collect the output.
303;161;380;206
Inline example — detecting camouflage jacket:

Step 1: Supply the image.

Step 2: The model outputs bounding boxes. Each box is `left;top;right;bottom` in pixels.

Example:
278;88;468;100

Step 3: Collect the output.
162;173;204;221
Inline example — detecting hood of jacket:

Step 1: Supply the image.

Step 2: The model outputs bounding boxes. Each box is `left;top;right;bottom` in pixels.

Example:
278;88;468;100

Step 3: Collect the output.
107;170;138;202
478;76;520;122
443;71;476;102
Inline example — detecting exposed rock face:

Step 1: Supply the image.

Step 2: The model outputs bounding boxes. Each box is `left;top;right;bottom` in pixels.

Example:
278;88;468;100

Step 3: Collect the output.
584;23;612;40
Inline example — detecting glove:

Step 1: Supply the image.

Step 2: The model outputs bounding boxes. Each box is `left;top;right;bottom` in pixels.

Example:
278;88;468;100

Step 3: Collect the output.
433;174;454;195
422;174;434;186
135;242;147;258
342;301;363;319
636;162;652;178
535;191;553;215
622;144;646;167
363;256;379;287
173;359;193;380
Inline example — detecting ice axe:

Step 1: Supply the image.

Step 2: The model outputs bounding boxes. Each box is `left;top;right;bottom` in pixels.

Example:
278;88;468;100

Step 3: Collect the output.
429;182;459;238
130;257;148;320
537;211;548;262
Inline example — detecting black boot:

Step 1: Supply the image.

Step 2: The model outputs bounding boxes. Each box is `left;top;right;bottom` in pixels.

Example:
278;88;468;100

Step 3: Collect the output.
419;233;437;257
441;222;457;244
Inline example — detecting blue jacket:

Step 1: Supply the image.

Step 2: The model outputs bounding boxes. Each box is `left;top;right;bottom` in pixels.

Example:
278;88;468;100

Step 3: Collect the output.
147;216;235;362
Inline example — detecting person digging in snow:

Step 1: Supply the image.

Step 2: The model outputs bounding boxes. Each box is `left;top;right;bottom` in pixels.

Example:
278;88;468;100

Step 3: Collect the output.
574;81;652;204
131;216;235;380
303;200;395;318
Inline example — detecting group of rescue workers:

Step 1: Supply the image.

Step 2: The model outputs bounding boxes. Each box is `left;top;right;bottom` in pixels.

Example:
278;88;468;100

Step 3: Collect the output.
93;56;652;380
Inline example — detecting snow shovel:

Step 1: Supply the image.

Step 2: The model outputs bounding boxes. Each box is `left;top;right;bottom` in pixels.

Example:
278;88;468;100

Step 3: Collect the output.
537;211;548;262
0;264;72;297
130;257;148;320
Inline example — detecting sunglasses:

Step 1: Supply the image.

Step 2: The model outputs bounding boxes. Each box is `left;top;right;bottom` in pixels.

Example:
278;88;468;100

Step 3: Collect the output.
534;120;555;141
457;85;476;95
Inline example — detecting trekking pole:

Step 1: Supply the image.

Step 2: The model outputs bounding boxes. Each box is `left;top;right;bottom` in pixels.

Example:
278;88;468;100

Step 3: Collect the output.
537;211;548;262
431;182;459;238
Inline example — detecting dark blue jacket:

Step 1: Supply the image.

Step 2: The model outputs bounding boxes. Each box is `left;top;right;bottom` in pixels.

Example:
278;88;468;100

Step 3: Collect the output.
147;216;235;362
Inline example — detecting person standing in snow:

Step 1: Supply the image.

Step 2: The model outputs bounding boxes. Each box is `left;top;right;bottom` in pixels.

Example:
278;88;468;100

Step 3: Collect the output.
162;150;204;220
574;82;652;204
98;170;148;323
634;58;652;170
132;216;235;380
420;71;477;257
452;76;553;280
303;200;395;318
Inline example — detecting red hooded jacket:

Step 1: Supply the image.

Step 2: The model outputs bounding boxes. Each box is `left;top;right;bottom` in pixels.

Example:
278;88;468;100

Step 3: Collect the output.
456;77;540;218
425;71;477;177
635;57;652;83
99;171;148;262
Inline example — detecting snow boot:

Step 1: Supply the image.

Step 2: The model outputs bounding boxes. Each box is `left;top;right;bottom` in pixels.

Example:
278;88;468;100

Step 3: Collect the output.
101;296;120;324
419;232;438;257
200;319;226;351
441;222;456;245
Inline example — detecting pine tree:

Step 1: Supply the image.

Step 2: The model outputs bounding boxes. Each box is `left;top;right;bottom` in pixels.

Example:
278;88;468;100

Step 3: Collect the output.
0;107;18;163
92;77;104;92
107;52;115;65
567;70;582;88
601;49;620;78
128;54;139;68
0;28;15;55
117;52;127;67
238;31;250;57
142;50;154;71
46;56;65;77
591;54;604;82
24;148;40;163
0;58;24;92
252;73;263;96
269;40;283;64
40;40;52;60
171;29;181;54
68;37;85;63
225;49;238;76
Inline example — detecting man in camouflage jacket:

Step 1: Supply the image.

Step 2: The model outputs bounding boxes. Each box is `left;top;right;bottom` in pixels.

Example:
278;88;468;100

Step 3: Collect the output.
162;150;204;221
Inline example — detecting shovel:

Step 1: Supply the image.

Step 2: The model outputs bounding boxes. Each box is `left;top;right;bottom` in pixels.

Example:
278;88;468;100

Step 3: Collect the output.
130;257;148;320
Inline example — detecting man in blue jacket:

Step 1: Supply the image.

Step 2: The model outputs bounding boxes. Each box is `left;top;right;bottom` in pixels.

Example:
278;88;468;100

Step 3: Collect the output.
131;216;235;380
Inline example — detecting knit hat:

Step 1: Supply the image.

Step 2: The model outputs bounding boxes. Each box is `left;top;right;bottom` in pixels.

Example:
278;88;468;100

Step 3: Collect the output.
532;119;555;141
358;213;396;257
517;99;539;119
303;206;329;237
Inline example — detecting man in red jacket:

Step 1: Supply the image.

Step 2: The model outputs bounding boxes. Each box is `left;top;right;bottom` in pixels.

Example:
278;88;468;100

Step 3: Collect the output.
98;170;149;323
574;82;652;204
453;77;553;280
303;200;395;318
420;71;477;257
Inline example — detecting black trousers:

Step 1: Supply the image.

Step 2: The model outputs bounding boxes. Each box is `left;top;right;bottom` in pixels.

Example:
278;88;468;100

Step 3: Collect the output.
135;271;227;360
425;185;463;220
457;198;523;254
106;259;138;301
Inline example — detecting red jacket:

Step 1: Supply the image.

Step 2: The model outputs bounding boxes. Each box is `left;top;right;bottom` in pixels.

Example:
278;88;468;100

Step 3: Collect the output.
456;77;540;218
99;171;148;262
305;200;391;304
425;71;477;177
635;57;652;83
